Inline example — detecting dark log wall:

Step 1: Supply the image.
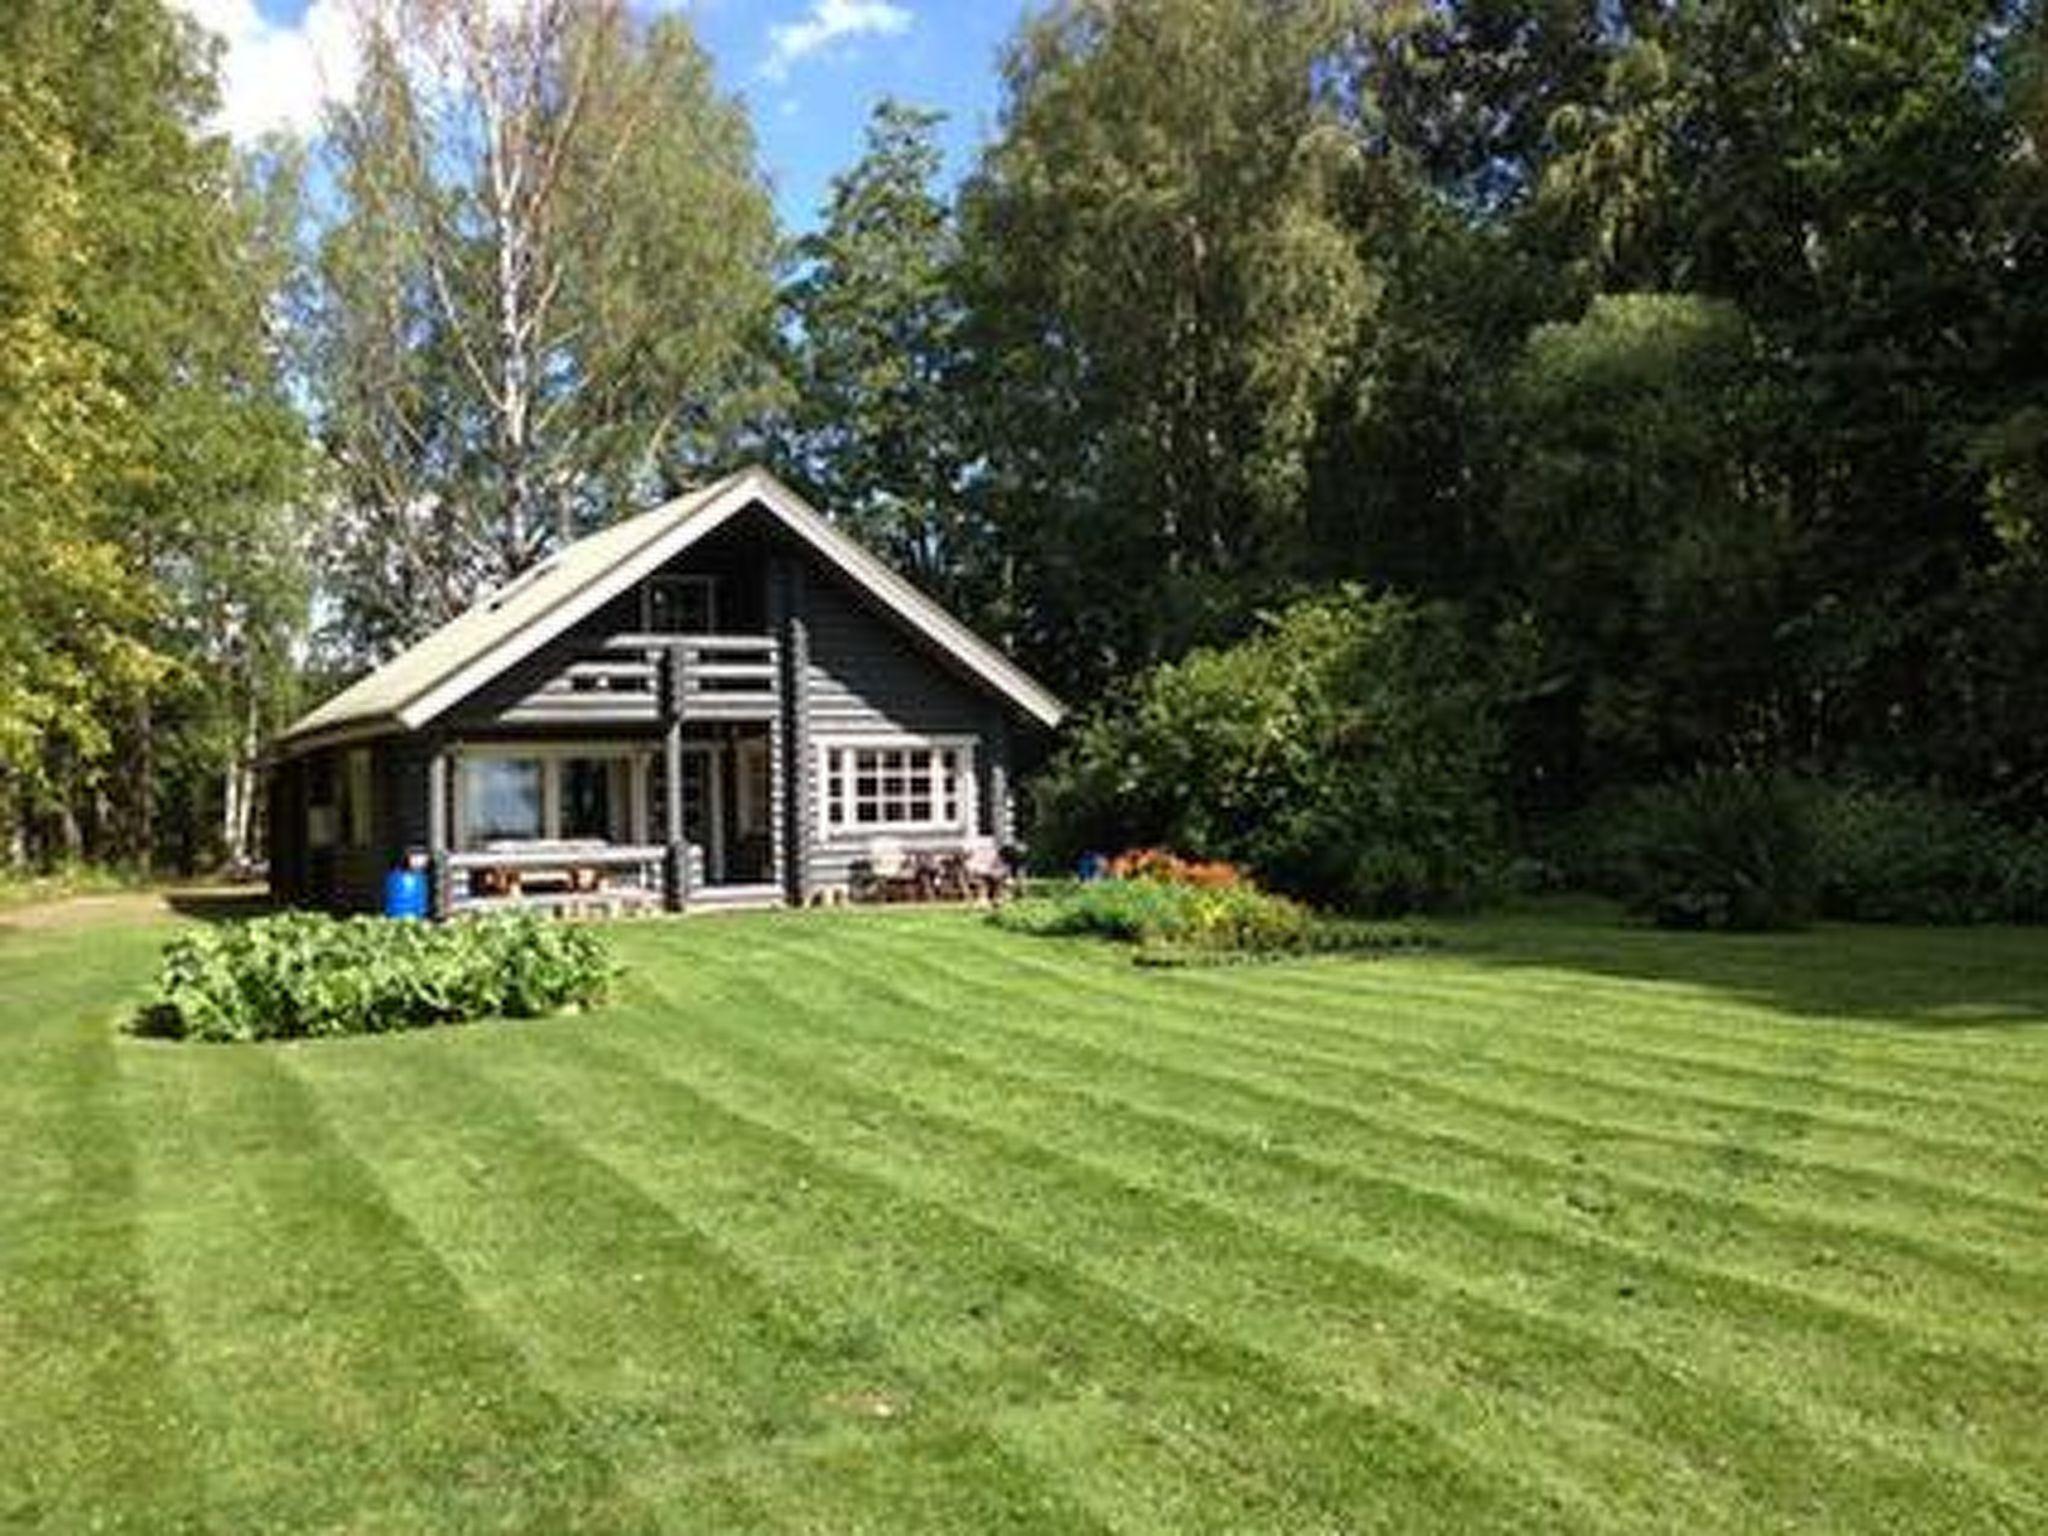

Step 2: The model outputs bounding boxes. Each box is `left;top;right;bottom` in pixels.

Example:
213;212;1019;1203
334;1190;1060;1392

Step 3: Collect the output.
267;500;1044;912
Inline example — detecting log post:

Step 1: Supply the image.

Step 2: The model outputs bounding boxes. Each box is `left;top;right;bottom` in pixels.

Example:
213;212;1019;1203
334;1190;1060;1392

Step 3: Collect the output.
427;742;450;918
663;645;688;912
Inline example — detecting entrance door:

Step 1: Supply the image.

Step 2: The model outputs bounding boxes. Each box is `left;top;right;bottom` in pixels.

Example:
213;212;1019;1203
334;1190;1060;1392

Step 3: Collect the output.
677;743;725;881
731;736;772;883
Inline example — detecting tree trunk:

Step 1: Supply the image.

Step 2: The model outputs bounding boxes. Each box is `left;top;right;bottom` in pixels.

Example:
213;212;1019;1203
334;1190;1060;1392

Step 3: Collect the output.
134;694;155;875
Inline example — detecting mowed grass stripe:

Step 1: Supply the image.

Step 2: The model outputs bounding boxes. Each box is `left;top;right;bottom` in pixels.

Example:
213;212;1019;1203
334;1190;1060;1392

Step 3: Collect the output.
1451;916;2048;1022
901;922;2048;1236
644;935;2048;1524
1200;956;2048;1113
602;966;1895;1536
809;922;2048;1283
281;1032;1113;1536
116;1038;656;1533
947;923;2048;1162
744;925;2048;1355
457;1000;1559;1536
0;927;204;1532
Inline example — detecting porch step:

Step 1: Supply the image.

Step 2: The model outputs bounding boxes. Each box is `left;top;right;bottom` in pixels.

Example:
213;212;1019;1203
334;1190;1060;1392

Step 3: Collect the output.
685;883;785;913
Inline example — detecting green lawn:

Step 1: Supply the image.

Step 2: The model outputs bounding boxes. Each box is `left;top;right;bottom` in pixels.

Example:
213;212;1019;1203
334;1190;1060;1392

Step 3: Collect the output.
5;898;2047;1533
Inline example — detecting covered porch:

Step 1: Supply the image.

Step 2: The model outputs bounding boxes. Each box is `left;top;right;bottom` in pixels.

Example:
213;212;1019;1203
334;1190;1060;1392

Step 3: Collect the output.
431;726;782;916
424;627;792;917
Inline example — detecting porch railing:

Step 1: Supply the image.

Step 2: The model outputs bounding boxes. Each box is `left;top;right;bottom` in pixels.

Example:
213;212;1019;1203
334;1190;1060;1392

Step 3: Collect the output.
444;842;677;915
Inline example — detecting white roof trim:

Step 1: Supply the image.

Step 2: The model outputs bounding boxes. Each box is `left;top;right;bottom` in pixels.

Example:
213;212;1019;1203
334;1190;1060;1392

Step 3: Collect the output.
277;466;1064;749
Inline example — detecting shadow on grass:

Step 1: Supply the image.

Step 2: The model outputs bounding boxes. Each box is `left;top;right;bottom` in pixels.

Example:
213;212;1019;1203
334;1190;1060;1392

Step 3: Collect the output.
163;886;275;925
1444;899;2048;1030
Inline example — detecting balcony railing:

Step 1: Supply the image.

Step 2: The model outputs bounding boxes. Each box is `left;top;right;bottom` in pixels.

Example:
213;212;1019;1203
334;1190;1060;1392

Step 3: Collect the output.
608;632;781;719
498;633;780;725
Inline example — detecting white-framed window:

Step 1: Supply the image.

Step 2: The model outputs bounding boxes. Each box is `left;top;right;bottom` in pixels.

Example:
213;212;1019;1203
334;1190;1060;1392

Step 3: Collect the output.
643;574;718;634
817;738;975;836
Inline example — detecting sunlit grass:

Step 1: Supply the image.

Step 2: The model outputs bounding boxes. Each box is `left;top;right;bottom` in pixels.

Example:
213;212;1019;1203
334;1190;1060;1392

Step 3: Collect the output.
4;898;2045;1531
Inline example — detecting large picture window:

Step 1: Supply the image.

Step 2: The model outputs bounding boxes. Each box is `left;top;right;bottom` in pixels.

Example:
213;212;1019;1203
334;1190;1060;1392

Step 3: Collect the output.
462;758;544;844
820;742;969;834
457;749;641;849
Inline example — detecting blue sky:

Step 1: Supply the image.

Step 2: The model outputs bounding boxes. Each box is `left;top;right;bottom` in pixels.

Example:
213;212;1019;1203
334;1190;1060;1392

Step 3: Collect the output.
176;0;1036;231
693;1;1031;230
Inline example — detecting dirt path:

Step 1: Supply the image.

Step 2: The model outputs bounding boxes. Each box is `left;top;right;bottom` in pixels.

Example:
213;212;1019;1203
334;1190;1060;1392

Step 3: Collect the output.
0;886;268;933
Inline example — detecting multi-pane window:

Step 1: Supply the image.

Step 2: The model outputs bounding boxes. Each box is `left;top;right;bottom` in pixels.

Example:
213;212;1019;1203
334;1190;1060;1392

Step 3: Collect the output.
822;744;965;832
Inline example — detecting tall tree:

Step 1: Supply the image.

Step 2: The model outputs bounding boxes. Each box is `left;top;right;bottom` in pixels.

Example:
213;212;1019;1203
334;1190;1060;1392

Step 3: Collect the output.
311;0;781;659
782;101;983;615
0;0;308;871
959;0;1374;692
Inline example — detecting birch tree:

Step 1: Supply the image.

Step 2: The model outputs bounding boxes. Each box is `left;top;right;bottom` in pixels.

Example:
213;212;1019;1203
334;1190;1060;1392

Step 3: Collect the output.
312;0;781;659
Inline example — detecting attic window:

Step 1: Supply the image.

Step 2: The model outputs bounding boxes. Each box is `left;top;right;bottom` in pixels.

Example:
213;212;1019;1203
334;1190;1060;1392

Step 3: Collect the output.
645;575;717;634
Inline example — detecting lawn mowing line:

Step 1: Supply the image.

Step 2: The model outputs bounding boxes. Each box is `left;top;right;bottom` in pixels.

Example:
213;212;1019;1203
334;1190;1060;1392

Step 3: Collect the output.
284;1038;1116;1536
928;925;2048;1216
0;1018;206;1531
609;961;2048;1532
955;925;2048;1155
1441;921;2048;1021
493;1013;1572;1535
1201;960;2048;1109
123;1040;660;1534
966;917;2048;1128
733;928;2048;1359
843;924;2048;1252
737;931;2048;1389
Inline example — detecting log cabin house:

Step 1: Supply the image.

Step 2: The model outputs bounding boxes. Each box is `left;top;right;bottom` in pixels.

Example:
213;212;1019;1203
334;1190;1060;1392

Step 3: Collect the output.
265;467;1065;916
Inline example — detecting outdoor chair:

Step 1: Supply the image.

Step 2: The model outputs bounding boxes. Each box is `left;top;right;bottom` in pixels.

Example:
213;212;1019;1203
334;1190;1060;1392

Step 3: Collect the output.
962;837;1011;903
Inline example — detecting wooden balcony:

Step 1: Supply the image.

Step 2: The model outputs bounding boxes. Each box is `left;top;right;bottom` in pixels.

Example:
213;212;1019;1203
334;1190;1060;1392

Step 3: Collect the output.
495;633;780;726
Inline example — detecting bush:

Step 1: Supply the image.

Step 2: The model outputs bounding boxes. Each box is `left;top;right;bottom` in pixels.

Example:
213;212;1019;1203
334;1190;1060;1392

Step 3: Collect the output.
1031;592;1507;914
1811;784;2048;924
1605;770;1820;931
1811;785;2004;923
136;912;618;1042
992;876;1435;963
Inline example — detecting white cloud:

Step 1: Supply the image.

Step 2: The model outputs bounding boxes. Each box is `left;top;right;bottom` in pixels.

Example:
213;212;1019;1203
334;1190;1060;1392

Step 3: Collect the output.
762;0;912;80
172;0;362;142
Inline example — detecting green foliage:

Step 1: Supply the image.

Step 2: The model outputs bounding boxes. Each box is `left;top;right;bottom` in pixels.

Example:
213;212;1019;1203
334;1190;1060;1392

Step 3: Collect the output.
310;1;780;660
137;913;618;1042
959;0;1374;685
1603;771;1821;932
1503;293;1791;783
0;0;308;875
1811;785;2048;926
992;876;1432;964
1032;591;1506;914
779;101;983;616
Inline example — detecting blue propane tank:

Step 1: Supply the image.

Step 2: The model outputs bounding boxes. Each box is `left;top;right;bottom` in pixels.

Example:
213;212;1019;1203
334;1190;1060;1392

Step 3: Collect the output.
383;865;428;920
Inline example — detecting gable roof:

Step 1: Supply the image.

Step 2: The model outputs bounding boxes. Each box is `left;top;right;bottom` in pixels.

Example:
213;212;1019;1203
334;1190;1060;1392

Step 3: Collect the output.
277;466;1065;752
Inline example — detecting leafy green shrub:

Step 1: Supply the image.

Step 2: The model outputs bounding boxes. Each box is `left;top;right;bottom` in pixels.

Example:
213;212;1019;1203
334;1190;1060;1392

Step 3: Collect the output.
1810;784;2048;924
992;877;1435;963
1606;770;1821;931
1810;785;2004;923
136;912;617;1042
1031;591;1507;914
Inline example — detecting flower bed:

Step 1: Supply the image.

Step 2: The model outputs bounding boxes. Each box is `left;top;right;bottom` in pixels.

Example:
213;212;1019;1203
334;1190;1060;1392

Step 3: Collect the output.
993;872;1433;965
